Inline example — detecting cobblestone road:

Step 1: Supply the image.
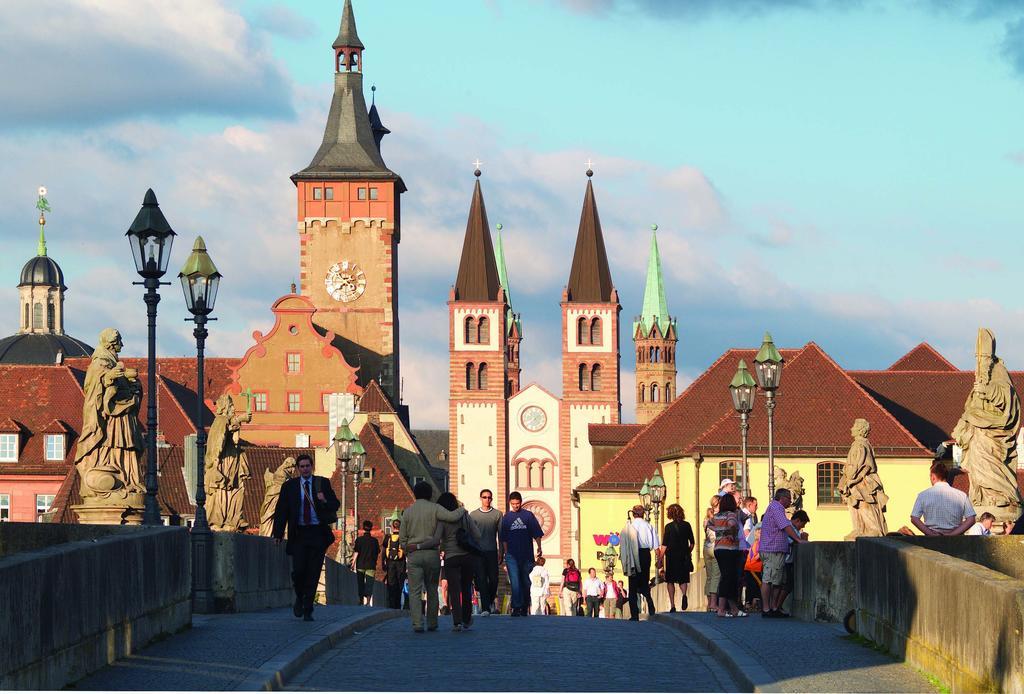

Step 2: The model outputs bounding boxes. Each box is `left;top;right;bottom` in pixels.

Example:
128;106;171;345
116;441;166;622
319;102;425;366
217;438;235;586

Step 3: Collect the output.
285;614;738;692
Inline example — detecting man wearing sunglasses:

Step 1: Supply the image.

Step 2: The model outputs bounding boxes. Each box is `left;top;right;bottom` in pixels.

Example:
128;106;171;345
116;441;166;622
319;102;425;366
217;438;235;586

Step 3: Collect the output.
470;488;502;615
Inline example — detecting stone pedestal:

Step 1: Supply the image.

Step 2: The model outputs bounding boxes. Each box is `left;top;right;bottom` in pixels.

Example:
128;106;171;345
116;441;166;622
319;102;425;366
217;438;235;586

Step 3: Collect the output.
72;495;146;525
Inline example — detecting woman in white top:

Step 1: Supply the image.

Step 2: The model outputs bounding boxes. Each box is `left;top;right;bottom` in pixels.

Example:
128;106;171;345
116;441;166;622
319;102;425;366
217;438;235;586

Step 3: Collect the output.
582;568;603;618
528;557;551;615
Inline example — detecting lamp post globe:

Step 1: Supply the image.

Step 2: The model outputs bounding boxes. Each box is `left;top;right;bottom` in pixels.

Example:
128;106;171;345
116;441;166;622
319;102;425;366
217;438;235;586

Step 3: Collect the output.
649;471;667;533
126;189;176;526
730;359;758;494
178;236;221;613
333;420;357;562
753;332;784;497
639;477;651;516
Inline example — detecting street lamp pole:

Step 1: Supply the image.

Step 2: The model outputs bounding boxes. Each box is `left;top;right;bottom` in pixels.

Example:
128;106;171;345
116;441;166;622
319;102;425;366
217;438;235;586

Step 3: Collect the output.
179;237;221;613
729;359;757;496
126;189;176;526
333;420;362;564
753;333;784;499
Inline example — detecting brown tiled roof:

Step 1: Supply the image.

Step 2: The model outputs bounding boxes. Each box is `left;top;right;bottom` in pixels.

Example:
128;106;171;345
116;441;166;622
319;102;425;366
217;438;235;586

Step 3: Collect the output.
240;446;312;529
854;370;1024;451
330;423;414;530
453;178;501;302
685;344;933;458
358;380;395;414
0;365;83;477
578;347;802;490
589;423;642;446
566;178;615;303
888;343;958;372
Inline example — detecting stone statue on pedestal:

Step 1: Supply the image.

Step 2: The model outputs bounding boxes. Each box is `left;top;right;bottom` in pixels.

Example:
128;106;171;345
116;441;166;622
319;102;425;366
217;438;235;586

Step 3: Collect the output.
205;393;253;532
260;456;297;537
952;328;1022;523
839;418;889;539
72;328;146;524
773;466;805;513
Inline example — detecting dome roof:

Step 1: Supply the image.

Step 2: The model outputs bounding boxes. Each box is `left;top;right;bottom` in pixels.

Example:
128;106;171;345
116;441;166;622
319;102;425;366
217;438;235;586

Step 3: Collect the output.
0;333;92;365
19;255;66;289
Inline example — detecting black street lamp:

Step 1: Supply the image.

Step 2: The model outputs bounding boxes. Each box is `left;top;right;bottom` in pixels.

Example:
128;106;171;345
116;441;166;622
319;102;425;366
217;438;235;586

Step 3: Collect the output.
753;333;784;497
179;236;221;612
126;189;176;525
730;359;757;494
648;471;667;533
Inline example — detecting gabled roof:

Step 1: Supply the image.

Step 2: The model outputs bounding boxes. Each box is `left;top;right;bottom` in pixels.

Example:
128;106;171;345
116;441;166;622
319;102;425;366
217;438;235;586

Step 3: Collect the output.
453;177;502;303
566;178;615;304
888;343;958;372
0;365;83;476
685;344;933;459
359;379;395;414
589;423;642;447
578;347;800;490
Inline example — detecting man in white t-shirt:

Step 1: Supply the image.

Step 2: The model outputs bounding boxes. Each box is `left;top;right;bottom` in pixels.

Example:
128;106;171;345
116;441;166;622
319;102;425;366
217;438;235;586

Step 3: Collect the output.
582;567;603;618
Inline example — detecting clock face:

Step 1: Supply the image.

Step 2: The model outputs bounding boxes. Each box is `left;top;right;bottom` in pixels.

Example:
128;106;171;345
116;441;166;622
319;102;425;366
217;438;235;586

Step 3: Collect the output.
521;405;547;432
325;261;366;302
522;500;555;538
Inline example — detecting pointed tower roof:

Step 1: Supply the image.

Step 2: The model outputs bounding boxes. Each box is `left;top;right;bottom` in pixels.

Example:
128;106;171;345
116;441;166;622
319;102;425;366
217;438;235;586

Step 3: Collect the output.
293;1;404;189
634;224;674;335
367;86;390;152
453;173;501;302
333;0;364;50
493;223;522;335
566;173;615;303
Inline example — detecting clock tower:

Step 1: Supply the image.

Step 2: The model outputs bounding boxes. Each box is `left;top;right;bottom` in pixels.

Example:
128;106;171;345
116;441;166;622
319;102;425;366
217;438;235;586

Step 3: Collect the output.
292;0;406;402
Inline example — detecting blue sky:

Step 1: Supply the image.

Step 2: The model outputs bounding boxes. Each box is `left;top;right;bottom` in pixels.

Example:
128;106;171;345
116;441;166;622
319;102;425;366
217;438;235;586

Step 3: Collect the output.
1;0;1023;426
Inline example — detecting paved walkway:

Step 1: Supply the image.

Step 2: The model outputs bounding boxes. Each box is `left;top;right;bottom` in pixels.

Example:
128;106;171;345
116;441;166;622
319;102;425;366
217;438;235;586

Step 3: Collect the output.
286;614;738;692
71;606;398;691
655;612;938;693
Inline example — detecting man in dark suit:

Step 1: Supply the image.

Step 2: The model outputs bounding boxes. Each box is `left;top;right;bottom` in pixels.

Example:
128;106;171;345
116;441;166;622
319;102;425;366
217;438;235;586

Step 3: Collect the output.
273;453;339;621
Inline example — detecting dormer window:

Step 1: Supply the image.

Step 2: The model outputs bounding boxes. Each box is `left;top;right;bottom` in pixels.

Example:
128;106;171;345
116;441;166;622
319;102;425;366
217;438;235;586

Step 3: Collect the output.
0;434;17;462
45;434;65;461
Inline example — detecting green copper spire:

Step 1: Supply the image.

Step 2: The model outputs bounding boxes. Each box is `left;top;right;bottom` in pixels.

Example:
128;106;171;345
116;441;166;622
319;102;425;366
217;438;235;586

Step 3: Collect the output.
493;223;522;336
634;224;673;335
36;186;51;257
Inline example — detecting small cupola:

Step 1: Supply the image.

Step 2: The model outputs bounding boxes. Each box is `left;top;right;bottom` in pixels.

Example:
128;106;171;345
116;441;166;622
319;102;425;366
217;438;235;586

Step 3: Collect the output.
333;0;364;73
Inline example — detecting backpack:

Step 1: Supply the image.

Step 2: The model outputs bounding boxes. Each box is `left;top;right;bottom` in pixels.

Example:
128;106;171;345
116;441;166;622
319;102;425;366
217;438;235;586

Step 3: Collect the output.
385;533;403;561
565;568;581;586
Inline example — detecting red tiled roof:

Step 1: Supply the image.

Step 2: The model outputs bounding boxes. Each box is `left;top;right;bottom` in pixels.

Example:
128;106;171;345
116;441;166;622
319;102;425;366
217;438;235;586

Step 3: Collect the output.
358;380;395;414
241;446;312;529
888;343;958;372
685;344;933;458
578;347;802;490
589;423;642;446
0;365;84;476
854;370;1024;451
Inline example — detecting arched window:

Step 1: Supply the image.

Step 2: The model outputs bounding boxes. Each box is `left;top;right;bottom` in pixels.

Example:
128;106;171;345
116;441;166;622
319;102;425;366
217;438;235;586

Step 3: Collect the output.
591;364;602;391
478;363;488;389
590;317;602;345
719;460;746;493
649;347;656;363
817;462;844;505
528;460;539;488
23;303;29;329
577;317;588;345
638;383;646;402
33;303;43;328
541;461;554;489
465;316;477;344
637;348;644;364
654;347;661;362
350;52;359;72
477;316;489;344
47;302;54;330
651;383;660;403
665;382;672;402
466;362;476;390
516;460;528;487
578;363;588;391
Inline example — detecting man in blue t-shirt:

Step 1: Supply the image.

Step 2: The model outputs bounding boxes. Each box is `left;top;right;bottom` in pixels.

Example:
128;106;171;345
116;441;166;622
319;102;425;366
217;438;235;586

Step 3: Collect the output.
499;491;544;616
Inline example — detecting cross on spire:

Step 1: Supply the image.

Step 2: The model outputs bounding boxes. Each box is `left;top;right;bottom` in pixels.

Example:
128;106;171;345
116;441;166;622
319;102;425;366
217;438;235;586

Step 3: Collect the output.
585;159;594;177
473;158;483;176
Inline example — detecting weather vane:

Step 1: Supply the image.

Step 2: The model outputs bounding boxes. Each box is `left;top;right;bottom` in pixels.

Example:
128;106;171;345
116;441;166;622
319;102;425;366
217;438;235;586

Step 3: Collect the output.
36;185;50;257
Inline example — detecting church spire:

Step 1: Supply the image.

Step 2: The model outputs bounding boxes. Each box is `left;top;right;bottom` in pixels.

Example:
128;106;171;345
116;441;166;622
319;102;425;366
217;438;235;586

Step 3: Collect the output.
566;170;614;303
493;222;522;336
334;0;364;52
635;224;673;336
453;170;501;302
367;85;391;153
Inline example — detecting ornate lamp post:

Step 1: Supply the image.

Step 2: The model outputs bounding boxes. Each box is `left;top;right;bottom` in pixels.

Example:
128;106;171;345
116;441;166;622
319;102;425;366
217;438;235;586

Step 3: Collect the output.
639;477;651;517
179;237;221;612
349;438;367;541
649;471;667;534
729;359;757;495
126;189;176;525
753;333;784;498
334;420;355;562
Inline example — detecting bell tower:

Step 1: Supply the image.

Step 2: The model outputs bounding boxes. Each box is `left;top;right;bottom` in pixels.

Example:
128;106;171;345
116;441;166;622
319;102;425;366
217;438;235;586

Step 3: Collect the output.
449;170;510;507
292;0;406;402
634;225;677;425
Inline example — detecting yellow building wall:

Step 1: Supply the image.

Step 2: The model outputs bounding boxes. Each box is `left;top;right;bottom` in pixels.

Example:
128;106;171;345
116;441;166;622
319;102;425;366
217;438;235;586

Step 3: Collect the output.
577;489;636;583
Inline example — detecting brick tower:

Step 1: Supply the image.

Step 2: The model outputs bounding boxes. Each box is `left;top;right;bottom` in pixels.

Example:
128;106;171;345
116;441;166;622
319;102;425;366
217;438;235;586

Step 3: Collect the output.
559;170;621;557
634;225;677;425
292;0;406;401
449;171;510;506
494;223;523;397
